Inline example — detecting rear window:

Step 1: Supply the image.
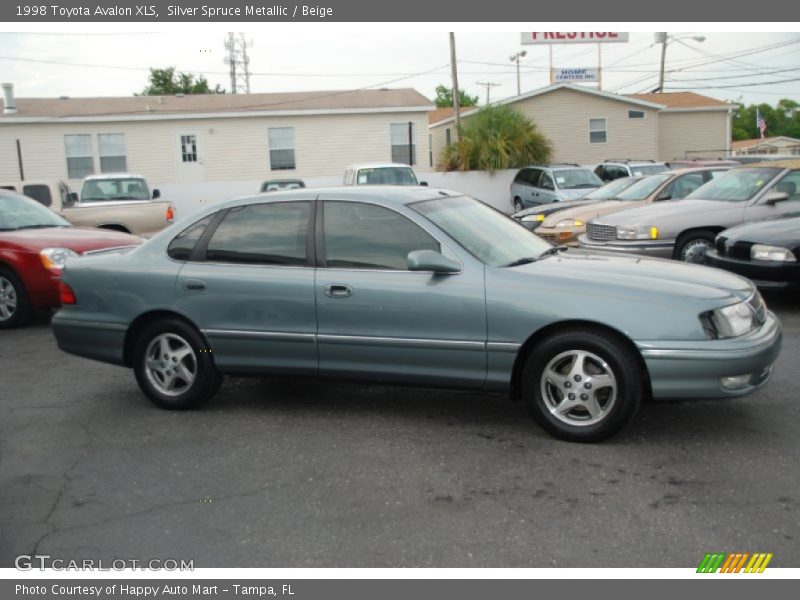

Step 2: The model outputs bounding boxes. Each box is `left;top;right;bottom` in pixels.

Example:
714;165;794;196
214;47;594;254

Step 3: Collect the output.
22;184;53;207
356;167;418;186
630;164;668;176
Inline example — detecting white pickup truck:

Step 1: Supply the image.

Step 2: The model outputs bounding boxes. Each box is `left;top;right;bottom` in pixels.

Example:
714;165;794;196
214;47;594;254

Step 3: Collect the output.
2;174;174;237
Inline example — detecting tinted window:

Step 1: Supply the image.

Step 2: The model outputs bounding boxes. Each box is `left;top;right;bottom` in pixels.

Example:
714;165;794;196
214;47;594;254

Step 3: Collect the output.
167;215;216;261
514;169;530;184
22;184;53;207
205;202;310;265
323;201;439;270
527;168;542;186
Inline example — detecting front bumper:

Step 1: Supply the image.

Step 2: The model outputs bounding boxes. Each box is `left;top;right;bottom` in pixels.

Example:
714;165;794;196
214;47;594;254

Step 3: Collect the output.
536;227;581;245
637;311;782;399
705;250;800;290
578;235;674;258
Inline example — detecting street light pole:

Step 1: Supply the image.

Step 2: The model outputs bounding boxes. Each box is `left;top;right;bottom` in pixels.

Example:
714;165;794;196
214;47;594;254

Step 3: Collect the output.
509;50;527;96
657;33;706;92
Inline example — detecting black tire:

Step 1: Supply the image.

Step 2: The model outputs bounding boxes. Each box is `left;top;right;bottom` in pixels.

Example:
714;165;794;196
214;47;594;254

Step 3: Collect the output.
513;198;524;212
674;230;716;264
0;267;31;329
133;318;222;410
521;328;643;442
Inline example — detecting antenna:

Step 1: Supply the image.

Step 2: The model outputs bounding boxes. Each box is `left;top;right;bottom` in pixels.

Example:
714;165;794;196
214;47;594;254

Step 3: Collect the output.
224;32;252;94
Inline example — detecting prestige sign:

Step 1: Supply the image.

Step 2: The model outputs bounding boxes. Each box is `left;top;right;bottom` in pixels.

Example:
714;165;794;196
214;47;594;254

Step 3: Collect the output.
552;67;599;82
521;32;629;44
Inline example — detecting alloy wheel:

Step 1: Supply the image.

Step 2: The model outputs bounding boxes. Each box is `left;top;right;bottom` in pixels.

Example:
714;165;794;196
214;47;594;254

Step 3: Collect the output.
144;333;197;397
0;276;17;322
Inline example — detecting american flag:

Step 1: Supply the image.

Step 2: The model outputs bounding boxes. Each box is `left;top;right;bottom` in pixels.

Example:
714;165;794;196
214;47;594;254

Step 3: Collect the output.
757;109;767;139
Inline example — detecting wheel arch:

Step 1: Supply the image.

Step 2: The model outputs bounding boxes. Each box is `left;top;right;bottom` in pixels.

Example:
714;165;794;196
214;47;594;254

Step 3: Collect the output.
122;309;208;367
509;319;651;402
97;223;133;234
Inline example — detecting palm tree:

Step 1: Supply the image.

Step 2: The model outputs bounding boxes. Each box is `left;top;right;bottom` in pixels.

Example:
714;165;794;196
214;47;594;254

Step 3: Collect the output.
439;105;552;173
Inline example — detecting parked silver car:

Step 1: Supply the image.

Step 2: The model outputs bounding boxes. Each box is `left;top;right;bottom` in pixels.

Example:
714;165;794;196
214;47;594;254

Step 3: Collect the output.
52;187;782;443
510;164;603;211
579;160;800;262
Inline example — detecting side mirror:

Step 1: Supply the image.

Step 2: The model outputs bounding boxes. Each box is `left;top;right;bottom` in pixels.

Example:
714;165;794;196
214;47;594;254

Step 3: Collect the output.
407;250;461;274
764;191;789;205
152;188;161;199
64;192;78;207
420;181;428;187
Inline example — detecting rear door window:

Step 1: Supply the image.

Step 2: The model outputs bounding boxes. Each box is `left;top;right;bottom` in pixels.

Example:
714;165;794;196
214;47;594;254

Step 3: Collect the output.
22;185;53;207
167;215;216;261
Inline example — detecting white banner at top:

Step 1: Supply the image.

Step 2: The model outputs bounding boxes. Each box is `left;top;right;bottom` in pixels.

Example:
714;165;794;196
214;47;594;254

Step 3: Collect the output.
521;32;629;44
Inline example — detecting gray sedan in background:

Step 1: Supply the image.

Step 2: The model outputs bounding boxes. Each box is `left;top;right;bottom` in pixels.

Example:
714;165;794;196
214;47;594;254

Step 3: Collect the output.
52;187;781;442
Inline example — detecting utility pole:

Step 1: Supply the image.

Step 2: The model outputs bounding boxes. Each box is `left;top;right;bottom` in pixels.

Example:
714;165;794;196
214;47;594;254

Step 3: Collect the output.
476;81;500;104
656;32;667;92
224;32;253;94
450;32;461;139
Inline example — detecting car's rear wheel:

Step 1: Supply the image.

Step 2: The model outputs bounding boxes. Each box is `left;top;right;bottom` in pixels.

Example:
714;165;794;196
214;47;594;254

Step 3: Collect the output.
0;268;31;329
521;328;643;442
133;318;222;410
675;231;716;264
513;198;524;212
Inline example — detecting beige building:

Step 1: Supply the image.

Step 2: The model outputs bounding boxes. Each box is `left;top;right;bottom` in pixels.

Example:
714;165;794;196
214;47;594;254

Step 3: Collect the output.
0;85;433;188
731;136;800;156
429;83;735;167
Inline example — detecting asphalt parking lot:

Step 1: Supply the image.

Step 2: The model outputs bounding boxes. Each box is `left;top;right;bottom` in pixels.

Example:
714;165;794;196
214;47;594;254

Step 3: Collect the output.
1;292;798;568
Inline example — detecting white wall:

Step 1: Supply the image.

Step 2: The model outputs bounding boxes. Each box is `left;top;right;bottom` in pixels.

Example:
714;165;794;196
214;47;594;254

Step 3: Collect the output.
158;170;518;220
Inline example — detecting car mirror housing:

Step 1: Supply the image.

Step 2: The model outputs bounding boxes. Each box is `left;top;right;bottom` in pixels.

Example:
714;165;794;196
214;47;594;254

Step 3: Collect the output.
764;191;789;205
64;192;78;207
152;189;161;200
407;250;461;274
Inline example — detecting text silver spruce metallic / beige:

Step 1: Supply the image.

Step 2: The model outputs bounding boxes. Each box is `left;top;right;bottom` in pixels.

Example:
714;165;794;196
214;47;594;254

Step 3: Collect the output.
51;187;782;443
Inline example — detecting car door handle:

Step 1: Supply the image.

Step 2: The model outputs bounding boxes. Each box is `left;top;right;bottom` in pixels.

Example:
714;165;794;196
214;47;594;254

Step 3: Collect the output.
324;284;353;298
183;279;207;291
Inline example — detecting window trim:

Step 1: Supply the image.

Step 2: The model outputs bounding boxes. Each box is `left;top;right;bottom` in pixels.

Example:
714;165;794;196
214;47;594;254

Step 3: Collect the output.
588;117;608;145
268;126;296;171
390;122;416;166
628;110;646;120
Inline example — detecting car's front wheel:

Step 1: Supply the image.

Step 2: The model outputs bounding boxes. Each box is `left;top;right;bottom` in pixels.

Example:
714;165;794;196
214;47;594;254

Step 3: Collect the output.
133;318;222;409
0;268;31;329
522;328;643;442
675;230;716;263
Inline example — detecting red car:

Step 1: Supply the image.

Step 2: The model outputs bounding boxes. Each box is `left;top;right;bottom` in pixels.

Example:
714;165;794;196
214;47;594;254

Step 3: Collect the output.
0;190;142;328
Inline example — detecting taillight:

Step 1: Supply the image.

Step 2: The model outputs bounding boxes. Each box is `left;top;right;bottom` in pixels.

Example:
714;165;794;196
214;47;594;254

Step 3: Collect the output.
59;282;76;305
166;205;175;222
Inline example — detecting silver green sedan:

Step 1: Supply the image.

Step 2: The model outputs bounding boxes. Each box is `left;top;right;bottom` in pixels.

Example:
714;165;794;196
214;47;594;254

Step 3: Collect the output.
52;187;782;442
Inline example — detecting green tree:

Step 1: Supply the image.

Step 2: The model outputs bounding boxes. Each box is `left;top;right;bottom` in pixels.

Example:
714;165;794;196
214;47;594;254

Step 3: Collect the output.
141;67;224;95
731;98;800;140
434;84;479;108
438;105;553;173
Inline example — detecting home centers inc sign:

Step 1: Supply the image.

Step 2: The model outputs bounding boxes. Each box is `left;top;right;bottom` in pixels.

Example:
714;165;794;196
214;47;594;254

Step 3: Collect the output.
521;32;629;44
552;68;600;83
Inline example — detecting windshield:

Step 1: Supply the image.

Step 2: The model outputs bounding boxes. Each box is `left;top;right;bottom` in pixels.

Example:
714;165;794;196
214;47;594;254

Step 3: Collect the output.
81;178;151;202
583;177;640;201
357;167;418;186
615;173;672;201
685;168;781;202
554;169;603;189
413;195;551;268
630;164;668;176
0;193;70;231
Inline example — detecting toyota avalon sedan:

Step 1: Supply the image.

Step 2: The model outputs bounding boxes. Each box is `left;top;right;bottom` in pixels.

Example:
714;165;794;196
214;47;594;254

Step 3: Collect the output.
52;187;782;442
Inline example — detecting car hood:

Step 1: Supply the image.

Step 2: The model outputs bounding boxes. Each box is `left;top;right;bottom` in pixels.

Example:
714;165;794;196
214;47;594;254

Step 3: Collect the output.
508;249;754;308
593;198;740;227
0;226;142;253
559;187;595;200
720;211;800;248
542;200;644;227
513;198;596;218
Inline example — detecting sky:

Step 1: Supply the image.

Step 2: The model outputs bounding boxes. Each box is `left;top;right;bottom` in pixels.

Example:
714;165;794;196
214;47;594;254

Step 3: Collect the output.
0;30;799;107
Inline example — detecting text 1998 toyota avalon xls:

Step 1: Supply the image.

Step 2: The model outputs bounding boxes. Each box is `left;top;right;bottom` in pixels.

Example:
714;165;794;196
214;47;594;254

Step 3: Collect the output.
52;187;782;442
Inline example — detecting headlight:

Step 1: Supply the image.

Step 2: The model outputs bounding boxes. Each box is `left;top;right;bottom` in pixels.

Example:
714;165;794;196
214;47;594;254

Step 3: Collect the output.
521;214;546;223
555;219;585;228
704;301;756;339
750;244;796;262
616;225;659;240
39;247;79;272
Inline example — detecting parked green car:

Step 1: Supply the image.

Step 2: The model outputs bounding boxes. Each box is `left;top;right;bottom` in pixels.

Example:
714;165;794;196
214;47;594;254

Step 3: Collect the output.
52;187;782;442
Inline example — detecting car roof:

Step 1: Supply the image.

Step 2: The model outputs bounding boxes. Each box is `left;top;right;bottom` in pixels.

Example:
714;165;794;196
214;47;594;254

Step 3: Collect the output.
347;163;415;170
741;159;800;170
218;186;458;210
262;178;304;183
83;173;147;180
601;160;665;165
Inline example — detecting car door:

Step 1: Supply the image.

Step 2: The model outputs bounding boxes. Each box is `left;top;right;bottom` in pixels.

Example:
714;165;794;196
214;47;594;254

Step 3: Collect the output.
744;169;800;222
315;198;487;388
537;171;557;203
173;199;318;375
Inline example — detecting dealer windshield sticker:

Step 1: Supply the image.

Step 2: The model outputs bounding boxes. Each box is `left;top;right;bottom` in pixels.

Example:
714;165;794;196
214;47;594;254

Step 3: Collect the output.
697;552;773;573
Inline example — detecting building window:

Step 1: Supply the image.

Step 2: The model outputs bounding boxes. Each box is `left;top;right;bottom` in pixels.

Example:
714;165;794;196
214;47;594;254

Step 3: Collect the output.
64;134;94;179
268;127;296;170
98;133;127;172
390;122;416;165
628;110;645;119
180;135;198;162
589;118;607;144
445;128;451;146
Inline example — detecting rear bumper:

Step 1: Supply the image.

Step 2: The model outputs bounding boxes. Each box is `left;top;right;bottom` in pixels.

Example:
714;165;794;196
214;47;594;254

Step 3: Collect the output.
578;235;674;258
52;314;128;366
637;311;782;399
705;250;800;289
